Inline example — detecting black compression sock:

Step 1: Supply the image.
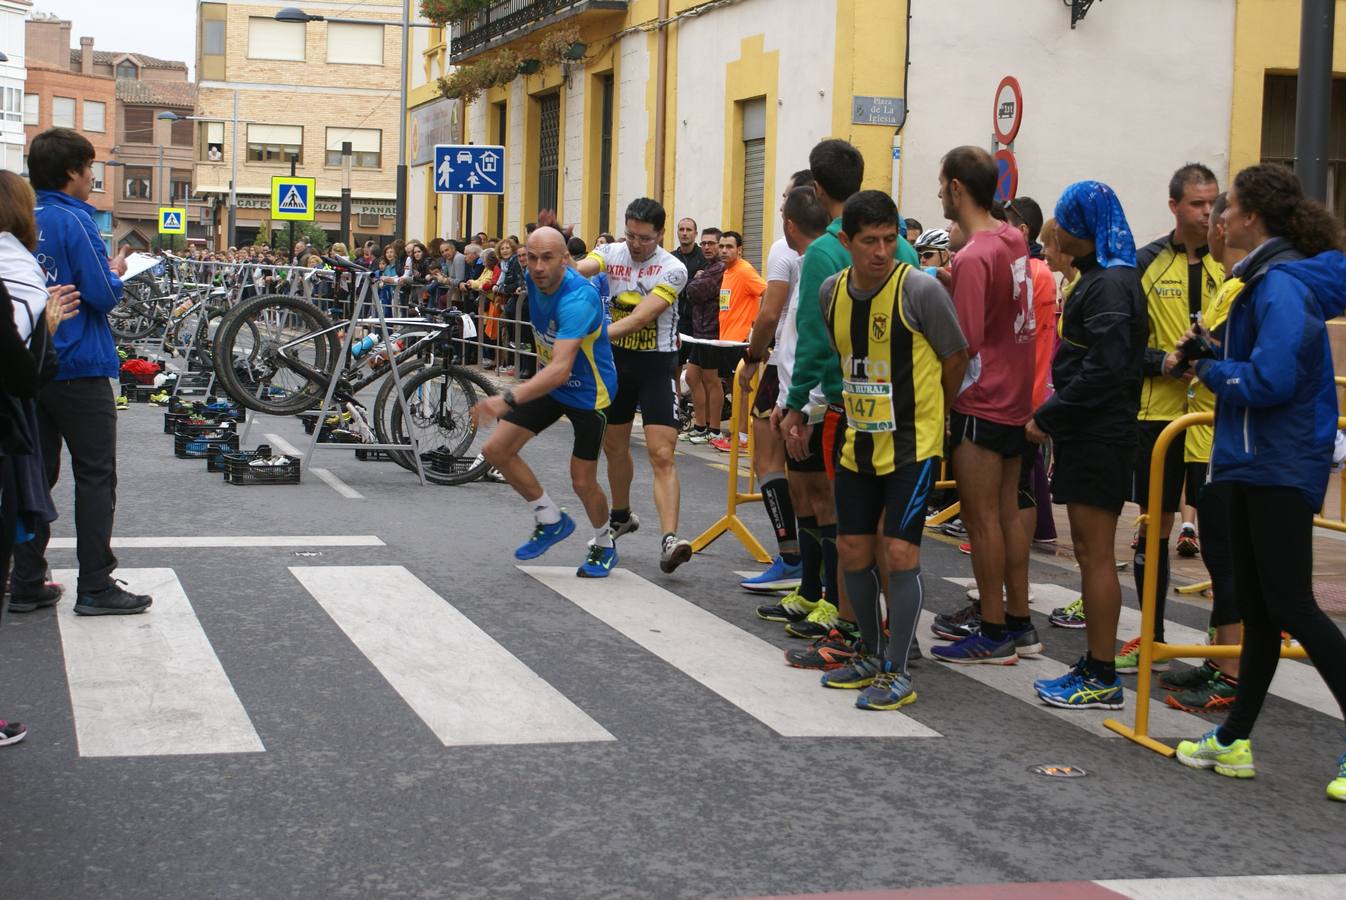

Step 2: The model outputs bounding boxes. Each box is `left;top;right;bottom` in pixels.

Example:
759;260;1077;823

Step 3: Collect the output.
1086;652;1116;682
1006;613;1032;632
820;524;838;604
610;508;631;524
798;517;823;601
981;620;1008;641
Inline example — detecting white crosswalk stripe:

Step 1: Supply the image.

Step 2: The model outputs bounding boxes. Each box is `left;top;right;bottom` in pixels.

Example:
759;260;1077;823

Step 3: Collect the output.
521;566;940;739
53;568;265;757
290;565;614;747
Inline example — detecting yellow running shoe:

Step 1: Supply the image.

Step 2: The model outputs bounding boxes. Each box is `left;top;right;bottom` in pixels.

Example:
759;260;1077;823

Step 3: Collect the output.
1329;749;1346;802
1176;730;1255;779
115;394;129;410
785;598;839;640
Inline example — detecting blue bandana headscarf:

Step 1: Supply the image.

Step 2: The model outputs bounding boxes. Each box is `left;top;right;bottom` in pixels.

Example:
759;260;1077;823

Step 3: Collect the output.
1054;180;1137;269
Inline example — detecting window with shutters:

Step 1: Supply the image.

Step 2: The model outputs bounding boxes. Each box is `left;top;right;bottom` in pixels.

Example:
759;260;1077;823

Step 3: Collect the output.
123;106;153;143
1261;73;1346;221
324;127;381;168
171;170;193;202
740;98;767;270
1;88;20;123
327;22;383;65
537;93;560;215
248;18;305;62
23;93;38;125
598;75;614;235
200;121;225;162
171;117;193;147
116;60;138;80
84;100;106;133
124;166;152;200
52;96;75;129
247;124;303;164
492;102;507;234
91;162;105;192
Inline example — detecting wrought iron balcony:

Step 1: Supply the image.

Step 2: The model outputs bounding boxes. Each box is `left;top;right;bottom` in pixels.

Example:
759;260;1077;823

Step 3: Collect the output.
450;0;628;63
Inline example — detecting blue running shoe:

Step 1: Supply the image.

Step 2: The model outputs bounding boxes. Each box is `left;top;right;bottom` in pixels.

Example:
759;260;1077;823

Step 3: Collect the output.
577;542;618;578
514;512;576;560
739;556;803;593
930;630;1019;665
1037;666;1125;710
856;663;917;711
1034;657;1087;695
820;650;882;689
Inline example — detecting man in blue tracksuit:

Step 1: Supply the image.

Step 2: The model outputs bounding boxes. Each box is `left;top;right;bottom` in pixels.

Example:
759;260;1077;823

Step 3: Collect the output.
9;129;151;616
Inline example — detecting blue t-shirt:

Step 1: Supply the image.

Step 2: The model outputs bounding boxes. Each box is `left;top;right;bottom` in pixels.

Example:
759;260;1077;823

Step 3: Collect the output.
527;266;618;410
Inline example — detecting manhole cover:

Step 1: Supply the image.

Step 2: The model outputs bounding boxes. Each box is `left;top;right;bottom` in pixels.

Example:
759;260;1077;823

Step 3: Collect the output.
1028;764;1088;778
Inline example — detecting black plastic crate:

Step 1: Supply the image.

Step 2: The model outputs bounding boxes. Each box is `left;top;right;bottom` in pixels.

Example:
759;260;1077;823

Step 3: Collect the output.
223;447;301;485
174;421;237;458
127;384;158;403
421;448;477;476
355;448;395;461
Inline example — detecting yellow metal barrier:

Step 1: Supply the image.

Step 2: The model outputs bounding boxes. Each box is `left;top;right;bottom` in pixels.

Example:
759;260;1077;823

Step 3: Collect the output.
692;360;771;563
1104;410;1346;756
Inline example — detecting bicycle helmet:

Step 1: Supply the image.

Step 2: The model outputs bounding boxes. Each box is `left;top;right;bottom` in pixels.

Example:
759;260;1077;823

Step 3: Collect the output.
914;228;950;252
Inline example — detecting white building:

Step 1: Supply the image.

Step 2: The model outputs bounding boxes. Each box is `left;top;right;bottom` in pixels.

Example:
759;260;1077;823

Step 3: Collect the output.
0;0;31;174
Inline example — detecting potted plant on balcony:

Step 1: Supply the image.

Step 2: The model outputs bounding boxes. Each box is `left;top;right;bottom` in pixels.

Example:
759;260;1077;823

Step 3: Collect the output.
420;0;494;28
437;49;521;103
537;26;587;65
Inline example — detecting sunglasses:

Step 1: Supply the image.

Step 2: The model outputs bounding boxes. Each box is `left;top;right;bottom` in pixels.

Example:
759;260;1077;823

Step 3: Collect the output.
919;250;940;261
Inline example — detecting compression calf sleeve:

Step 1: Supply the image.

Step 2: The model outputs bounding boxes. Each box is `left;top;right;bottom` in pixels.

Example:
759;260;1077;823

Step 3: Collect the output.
759;472;799;563
842;565;883;654
885;567;923;676
821;524;839;611
797;516;822;602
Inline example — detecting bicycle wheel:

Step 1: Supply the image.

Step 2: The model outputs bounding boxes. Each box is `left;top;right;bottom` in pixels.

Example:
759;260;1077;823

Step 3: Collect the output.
386;364;497;485
213;293;339;415
371;361;425;468
108;280;161;340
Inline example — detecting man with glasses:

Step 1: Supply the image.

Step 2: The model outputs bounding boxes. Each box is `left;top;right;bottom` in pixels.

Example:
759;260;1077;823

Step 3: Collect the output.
572;199;693;573
683;228;727;444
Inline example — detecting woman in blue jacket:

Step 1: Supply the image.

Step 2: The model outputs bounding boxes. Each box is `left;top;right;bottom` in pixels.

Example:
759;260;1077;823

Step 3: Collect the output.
1171;164;1346;803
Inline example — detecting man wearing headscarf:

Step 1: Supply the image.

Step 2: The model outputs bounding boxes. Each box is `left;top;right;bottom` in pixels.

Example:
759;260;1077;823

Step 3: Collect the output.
1027;179;1147;710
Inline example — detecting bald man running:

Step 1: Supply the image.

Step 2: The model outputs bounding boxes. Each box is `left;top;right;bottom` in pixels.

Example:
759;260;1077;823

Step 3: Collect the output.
475;226;622;577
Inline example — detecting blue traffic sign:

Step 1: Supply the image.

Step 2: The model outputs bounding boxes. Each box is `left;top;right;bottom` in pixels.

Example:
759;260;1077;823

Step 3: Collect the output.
434;144;505;195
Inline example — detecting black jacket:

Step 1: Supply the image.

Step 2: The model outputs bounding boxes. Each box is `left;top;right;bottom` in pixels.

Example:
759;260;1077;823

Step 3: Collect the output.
683;259;725;340
1033;257;1147;444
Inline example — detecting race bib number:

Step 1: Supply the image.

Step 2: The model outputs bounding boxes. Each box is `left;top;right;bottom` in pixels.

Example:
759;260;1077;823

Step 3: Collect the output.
718;288;731;312
842;380;896;433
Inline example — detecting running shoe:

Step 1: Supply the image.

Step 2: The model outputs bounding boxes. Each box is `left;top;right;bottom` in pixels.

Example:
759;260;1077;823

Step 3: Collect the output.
784;629;857;670
740;556;803;593
659;534;693;573
1176;525;1200;558
931;602;981;641
514;512;576;560
930;631;1019;665
1048;597;1087;629
1115;636;1171;673
73;580;152;616
820;650;881;690
709;434;747;453
1329;749;1346;802
5;582;64;613
677;429;695;442
785;598;840;639
115;394;129;410
1034;657;1087;696
688;431;711;445
857;666;917;711
577;542;618;578
940;518;968;538
498;366;516;377
149;391;171;405
1037;667;1124;710
1176;730;1255;778
609;511;640;540
958;542;972;555
1164;671;1237;713
1009;624;1045;657
756;589;816;623
1160;662;1220;691
0;719;27;747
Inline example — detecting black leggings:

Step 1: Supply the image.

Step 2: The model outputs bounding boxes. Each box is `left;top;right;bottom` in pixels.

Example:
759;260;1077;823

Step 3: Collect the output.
1195;481;1239;629
1220;483;1346;740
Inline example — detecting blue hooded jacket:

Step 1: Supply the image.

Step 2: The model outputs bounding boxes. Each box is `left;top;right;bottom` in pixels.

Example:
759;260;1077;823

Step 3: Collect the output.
34;189;123;380
1195;238;1346;508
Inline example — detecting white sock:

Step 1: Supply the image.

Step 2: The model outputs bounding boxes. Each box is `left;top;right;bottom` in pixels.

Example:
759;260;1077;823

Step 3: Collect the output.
592;527;613;548
738;432;749;443
530;492;561;525
1182;521;1196;532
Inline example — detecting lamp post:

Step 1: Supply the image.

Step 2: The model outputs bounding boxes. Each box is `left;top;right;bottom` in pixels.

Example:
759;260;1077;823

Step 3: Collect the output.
276;4;437;240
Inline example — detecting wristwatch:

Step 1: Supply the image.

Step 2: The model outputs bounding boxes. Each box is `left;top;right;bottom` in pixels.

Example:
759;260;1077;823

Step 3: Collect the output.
503;389;518;409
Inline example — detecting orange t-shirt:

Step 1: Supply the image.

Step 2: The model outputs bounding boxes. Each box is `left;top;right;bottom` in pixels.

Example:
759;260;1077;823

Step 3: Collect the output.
717;258;766;343
1029;257;1059;408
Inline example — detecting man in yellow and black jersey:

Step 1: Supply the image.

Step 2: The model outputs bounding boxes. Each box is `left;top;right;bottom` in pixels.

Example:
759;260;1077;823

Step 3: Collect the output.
1125;163;1222;661
815;190;969;711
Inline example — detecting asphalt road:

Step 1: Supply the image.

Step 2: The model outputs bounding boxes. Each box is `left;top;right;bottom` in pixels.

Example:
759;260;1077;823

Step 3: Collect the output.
1;401;1343;899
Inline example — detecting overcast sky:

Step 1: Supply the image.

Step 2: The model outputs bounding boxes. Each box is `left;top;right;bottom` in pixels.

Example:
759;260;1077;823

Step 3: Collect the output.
36;1;200;77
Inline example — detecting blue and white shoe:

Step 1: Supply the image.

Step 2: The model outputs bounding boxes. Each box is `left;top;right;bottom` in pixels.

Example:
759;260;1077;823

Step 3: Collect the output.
514;512;576;560
739;555;803;593
856;663;917;711
1037;666;1125;710
577;542;618;578
1034;657;1087;695
930;630;1019;665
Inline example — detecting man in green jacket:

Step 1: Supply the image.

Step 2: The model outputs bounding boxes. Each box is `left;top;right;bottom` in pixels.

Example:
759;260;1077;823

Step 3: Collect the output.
778;138;920;643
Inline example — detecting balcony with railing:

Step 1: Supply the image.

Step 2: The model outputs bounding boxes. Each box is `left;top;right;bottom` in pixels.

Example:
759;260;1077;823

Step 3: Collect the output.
450;0;628;63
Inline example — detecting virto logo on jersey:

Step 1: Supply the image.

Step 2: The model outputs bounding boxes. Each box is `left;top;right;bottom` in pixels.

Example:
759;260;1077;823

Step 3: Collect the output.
844;354;891;381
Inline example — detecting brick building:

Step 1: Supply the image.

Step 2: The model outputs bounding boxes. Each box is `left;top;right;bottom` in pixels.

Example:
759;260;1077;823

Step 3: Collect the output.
113;77;208;250
195;1;402;249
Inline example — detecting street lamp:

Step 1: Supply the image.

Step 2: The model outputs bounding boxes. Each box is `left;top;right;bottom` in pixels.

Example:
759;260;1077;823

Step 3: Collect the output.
275;3;438;240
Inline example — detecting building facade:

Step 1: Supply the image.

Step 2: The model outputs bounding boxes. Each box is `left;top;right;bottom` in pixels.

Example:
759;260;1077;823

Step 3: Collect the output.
23;16;117;250
406;4;458;244
0;0;31;174
194;0;403;250
432;0;1346;264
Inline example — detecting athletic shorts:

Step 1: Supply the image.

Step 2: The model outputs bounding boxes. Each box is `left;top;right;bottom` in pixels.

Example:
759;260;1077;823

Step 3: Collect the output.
607;347;679;428
752;364;779;418
686;342;716;369
785;408;827;474
1017;442;1040;510
834;457;937;543
949;410;1026;458
1132;420;1186;512
709;345;742;379
503;393;608;462
1052;440;1133;515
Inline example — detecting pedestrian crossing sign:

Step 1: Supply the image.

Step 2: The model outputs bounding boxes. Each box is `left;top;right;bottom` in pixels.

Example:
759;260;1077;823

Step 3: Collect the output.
158;207;186;235
270;176;317;221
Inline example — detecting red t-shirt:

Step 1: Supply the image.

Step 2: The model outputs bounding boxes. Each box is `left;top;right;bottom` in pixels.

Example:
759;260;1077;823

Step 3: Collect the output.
1029;257;1059;409
950;221;1034;425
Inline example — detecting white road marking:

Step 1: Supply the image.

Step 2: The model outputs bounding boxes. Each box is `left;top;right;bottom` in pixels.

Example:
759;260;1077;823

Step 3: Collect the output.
948;578;1342;720
48;535;385;549
290;565;613;747
265;433;364;499
1098;874;1346;899
522;566;940;739
53;568;264;757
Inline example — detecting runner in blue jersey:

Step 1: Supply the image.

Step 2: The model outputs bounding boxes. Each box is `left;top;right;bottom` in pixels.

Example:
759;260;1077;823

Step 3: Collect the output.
475;227;621;577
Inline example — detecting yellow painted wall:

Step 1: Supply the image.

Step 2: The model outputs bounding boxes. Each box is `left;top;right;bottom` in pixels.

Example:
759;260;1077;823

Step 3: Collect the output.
1230;0;1346;173
830;0;906;193
720;35;779;253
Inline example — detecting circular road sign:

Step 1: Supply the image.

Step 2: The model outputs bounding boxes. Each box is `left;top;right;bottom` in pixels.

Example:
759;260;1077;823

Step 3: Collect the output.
993;75;1024;145
994;149;1019;203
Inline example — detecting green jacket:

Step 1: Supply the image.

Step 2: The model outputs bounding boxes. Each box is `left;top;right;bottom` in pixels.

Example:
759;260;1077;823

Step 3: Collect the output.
785;217;920;409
